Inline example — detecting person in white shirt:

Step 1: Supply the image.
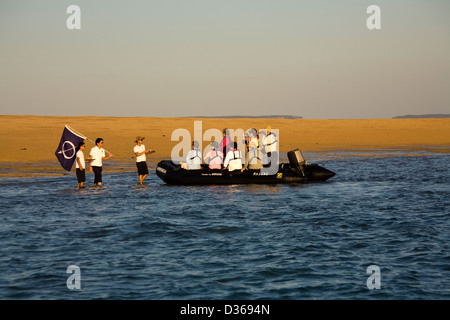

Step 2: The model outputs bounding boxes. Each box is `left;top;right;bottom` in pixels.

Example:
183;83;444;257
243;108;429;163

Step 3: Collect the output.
223;142;243;171
89;137;113;186
75;141;88;188
134;136;155;185
181;141;202;170
262;126;278;166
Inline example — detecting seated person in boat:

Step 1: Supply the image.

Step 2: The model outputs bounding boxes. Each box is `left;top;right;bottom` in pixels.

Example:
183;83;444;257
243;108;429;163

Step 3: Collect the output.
203;141;223;170
223;142;243;171
243;131;250;153
242;132;262;171
249;128;259;150
181;140;202;170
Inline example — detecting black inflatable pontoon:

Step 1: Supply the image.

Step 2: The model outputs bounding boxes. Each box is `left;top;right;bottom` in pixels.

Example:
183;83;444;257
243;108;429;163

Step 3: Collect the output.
155;149;335;185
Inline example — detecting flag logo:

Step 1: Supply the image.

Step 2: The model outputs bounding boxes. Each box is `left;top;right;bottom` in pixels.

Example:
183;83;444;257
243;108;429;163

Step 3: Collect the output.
61;141;76;159
55;126;86;171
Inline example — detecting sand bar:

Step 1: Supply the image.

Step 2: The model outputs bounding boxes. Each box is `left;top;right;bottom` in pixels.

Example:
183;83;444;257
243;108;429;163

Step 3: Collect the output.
0;115;449;177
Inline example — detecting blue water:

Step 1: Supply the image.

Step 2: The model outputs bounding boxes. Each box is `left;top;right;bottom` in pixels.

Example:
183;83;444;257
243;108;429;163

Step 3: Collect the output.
0;154;449;299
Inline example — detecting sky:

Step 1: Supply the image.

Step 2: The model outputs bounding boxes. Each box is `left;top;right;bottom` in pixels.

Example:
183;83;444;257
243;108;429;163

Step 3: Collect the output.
0;0;449;119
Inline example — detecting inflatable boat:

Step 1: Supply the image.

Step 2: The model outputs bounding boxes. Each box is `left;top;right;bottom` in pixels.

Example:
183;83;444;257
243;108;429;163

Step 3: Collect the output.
155;149;336;185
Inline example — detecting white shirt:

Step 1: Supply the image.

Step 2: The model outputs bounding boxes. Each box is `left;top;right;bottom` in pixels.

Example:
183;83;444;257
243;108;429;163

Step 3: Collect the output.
90;146;105;167
263;132;278;153
134;144;146;162
186;149;202;170
76;150;85;170
224;150;243;171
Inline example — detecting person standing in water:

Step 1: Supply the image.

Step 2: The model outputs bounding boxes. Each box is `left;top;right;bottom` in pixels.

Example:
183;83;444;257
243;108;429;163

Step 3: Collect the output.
75;141;88;189
89;138;113;186
134;136;155;185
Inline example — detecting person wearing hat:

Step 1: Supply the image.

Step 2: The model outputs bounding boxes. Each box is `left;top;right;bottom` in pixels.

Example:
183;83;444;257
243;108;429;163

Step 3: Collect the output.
181;140;202;170
242;131;262;171
203;141;223;170
134;136;155;185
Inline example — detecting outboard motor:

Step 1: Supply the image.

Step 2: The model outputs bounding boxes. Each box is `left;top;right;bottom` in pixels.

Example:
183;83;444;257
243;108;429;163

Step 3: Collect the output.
288;149;306;176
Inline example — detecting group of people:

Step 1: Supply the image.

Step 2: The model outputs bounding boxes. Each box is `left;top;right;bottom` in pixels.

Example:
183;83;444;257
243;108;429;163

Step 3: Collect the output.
73;126;277;188
180;126;278;172
75;138;113;188
75;136;154;188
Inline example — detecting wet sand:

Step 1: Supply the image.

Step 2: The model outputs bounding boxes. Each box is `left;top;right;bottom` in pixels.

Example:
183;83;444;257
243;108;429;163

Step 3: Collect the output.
1;115;449;177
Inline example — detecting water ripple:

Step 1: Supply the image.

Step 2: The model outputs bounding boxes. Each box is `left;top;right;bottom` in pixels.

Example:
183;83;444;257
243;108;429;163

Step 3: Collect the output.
0;155;449;299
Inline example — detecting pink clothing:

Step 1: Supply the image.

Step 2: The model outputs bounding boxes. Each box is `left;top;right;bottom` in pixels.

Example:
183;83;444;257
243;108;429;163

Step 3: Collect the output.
204;149;223;169
220;136;232;154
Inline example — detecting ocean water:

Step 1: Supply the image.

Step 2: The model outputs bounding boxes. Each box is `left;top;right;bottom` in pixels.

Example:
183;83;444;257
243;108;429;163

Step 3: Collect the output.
0;153;449;300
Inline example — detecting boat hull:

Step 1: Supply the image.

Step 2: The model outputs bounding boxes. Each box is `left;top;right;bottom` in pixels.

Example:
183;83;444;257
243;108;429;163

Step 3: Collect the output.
155;161;335;185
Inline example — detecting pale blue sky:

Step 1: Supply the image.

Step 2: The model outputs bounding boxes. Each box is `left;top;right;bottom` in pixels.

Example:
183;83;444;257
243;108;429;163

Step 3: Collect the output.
1;0;449;118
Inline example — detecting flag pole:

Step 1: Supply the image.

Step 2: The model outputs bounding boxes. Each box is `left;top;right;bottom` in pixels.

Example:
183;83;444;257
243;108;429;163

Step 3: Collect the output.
65;125;112;154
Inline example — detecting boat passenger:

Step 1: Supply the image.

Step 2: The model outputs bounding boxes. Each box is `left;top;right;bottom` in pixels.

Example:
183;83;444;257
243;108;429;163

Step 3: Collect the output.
243;131;250;153
181;141;202;170
223;142;243;171
242;133;262;171
249;128;259;150
219;128;232;157
263;126;277;155
203;141;223;170
262;125;278;166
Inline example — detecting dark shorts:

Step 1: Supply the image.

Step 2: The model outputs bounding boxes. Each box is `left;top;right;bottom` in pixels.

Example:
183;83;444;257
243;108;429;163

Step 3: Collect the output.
92;166;102;184
76;168;85;183
136;161;149;176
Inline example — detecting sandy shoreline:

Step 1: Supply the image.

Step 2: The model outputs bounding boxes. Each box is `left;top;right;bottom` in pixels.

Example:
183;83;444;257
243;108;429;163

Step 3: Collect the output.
1;115;449;178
